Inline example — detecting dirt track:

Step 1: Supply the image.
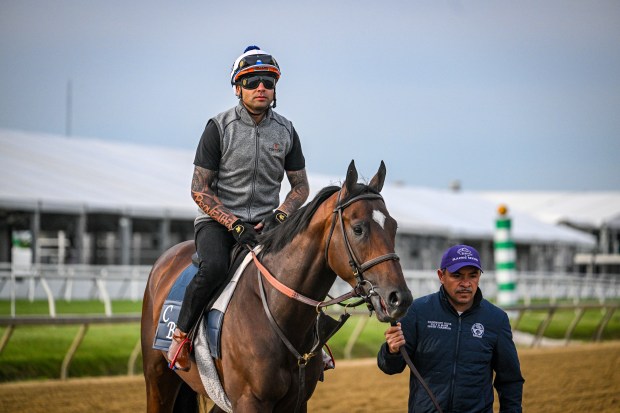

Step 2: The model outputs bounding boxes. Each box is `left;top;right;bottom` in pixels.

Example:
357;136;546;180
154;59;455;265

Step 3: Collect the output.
1;342;619;412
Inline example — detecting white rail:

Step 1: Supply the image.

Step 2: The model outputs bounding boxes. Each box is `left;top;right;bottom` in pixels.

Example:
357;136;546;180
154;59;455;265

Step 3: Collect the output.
1;263;619;319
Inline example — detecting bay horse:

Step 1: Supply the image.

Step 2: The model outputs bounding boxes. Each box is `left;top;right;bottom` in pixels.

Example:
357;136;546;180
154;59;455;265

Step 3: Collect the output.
141;160;413;412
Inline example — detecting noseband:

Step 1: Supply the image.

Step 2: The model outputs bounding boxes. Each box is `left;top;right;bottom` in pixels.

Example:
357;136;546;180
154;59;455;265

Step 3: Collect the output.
324;190;400;302
250;189;403;413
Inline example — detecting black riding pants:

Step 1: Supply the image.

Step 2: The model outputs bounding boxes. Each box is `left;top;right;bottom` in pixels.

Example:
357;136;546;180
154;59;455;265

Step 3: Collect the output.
176;220;236;332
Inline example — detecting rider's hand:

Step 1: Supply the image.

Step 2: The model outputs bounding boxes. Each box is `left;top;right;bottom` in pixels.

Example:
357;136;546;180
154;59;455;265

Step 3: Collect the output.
229;219;259;248
385;322;406;354
261;209;288;233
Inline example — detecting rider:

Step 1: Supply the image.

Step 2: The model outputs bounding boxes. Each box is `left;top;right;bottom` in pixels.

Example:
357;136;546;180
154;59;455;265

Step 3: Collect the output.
167;45;310;370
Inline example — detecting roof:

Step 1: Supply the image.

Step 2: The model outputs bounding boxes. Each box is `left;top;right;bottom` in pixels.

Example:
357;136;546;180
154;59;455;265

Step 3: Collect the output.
477;191;620;230
0;129;599;247
0;129;195;218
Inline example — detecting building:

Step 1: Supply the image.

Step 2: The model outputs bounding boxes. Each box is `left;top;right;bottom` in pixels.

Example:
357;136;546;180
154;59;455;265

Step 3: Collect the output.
479;191;620;274
2;129;613;275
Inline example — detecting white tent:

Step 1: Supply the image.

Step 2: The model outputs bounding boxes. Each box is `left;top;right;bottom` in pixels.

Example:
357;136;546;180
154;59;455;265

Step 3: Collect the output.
0;129;599;248
478;191;620;230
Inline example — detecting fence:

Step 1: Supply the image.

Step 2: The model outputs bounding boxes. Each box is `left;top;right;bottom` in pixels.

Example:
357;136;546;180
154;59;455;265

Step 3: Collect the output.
1;263;619;380
2;263;619;317
1;302;618;380
0;314;142;379
0;262;151;317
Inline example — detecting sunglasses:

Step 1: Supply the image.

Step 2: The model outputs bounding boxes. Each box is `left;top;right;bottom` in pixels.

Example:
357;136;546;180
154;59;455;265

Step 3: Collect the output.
239;75;277;90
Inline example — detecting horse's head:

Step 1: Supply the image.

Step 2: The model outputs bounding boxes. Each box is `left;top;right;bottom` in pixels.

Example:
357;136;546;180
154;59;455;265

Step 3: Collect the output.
324;160;413;322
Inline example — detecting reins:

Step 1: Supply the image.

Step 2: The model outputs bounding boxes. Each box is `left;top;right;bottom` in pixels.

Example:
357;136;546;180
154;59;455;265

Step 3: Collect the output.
251;190;401;312
251;188;445;413
250;189;402;413
251;250;362;308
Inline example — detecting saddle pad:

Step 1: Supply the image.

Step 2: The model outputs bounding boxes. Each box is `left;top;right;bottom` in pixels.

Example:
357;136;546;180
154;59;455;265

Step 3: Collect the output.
205;247;259;358
152;246;259;352
152;263;198;351
206;309;225;359
195;320;233;412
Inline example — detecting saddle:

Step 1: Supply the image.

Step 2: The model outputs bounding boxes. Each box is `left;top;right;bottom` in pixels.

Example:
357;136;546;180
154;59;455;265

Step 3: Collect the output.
152;244;251;355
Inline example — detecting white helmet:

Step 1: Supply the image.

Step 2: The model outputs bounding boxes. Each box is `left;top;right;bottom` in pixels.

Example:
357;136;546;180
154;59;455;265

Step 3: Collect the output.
230;45;281;85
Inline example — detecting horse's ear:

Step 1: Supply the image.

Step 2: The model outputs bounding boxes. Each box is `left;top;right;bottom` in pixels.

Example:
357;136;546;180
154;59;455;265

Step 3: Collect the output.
369;160;386;193
342;160;358;196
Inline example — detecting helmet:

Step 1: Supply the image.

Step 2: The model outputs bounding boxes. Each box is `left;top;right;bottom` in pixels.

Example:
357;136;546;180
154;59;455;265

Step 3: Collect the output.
230;45;281;85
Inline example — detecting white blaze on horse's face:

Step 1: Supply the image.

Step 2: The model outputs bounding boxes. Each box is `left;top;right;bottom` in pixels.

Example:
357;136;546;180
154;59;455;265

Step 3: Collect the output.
372;210;386;229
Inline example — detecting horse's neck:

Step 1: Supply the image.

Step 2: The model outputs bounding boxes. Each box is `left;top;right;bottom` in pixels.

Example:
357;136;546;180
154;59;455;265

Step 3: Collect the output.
265;238;335;299
259;238;336;339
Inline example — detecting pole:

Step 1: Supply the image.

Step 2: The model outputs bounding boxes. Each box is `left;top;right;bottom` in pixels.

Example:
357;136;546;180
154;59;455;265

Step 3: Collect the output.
495;204;517;307
66;79;72;136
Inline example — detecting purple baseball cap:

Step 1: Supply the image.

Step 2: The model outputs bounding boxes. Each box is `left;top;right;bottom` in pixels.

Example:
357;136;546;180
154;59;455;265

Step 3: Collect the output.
440;245;483;273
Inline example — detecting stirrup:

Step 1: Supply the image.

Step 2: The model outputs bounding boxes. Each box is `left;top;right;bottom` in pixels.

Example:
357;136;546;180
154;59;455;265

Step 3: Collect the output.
168;336;191;371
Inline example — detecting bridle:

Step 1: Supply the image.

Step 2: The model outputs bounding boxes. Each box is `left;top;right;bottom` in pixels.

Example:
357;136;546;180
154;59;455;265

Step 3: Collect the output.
324;190;400;307
251;189;444;413
252;189;401;312
250;189;402;413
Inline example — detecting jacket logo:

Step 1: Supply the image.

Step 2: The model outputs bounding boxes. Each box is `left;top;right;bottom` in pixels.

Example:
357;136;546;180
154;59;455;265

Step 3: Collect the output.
471;323;484;338
268;143;283;153
427;320;451;330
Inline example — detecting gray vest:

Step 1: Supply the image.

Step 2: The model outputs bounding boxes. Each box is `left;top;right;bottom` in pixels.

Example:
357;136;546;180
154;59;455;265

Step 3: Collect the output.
195;103;295;225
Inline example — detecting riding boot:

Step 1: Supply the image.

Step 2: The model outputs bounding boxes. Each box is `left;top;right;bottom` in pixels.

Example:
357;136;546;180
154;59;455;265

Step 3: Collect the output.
167;328;191;371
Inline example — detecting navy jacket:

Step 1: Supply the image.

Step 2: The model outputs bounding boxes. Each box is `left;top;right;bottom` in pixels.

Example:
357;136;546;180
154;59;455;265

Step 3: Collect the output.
377;287;524;412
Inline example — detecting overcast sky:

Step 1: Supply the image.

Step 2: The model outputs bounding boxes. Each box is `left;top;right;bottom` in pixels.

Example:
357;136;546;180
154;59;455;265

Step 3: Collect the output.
1;1;619;191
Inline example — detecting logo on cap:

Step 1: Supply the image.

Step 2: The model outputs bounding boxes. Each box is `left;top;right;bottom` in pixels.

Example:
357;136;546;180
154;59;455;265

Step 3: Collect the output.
441;244;483;272
457;247;474;257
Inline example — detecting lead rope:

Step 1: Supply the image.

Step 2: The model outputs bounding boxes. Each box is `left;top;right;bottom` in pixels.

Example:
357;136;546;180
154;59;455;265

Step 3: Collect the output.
391;322;444;413
401;348;444;413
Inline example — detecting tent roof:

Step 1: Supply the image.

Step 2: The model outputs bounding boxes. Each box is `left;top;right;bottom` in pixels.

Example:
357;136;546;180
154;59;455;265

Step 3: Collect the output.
0;129;599;247
477;191;620;230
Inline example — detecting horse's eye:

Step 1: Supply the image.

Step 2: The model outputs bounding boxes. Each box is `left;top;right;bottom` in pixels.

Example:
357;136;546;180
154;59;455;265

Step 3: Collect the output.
353;225;364;236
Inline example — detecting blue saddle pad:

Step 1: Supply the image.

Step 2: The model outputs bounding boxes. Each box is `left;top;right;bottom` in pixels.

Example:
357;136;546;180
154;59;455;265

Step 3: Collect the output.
152;263;198;351
152;262;227;359
206;309;225;359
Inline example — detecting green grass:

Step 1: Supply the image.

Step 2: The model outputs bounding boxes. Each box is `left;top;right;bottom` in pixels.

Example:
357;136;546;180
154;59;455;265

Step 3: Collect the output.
327;316;387;359
1;299;619;382
513;306;620;340
0;323;141;382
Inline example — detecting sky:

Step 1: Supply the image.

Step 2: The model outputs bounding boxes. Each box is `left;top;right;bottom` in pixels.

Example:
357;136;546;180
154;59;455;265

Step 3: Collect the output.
1;0;619;191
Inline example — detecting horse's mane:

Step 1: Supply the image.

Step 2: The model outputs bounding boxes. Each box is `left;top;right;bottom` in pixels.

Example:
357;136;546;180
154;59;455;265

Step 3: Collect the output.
259;182;380;254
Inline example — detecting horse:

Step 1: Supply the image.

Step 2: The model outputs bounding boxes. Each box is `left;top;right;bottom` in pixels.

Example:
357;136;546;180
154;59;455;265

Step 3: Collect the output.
141;160;413;412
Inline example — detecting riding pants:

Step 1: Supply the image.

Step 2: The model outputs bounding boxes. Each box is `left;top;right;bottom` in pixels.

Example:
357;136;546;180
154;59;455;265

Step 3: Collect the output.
176;220;236;333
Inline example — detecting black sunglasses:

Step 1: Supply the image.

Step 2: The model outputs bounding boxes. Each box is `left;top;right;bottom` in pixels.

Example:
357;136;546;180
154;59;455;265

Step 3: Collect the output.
239;75;277;90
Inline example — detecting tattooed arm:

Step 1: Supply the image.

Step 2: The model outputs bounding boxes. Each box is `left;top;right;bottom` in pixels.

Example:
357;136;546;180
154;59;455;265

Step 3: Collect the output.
191;165;238;230
278;168;310;215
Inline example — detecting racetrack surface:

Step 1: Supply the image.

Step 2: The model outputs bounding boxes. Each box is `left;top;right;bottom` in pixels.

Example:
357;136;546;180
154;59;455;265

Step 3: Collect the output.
1;341;618;412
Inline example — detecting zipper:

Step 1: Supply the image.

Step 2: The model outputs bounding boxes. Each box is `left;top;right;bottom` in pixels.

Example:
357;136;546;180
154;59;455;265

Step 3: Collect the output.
448;315;462;412
247;124;260;221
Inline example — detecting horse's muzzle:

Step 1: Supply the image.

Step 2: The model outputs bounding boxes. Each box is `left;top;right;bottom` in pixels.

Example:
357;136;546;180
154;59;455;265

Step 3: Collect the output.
372;288;413;322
